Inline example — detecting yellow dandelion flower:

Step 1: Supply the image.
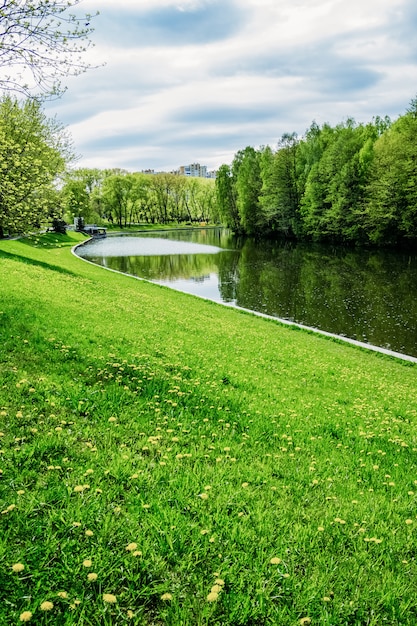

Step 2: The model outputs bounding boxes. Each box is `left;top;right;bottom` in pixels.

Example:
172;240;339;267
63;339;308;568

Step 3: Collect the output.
207;591;219;602
83;559;92;567
85;530;94;537
126;542;138;552
57;592;68;598
40;601;54;611
209;537;216;543
103;593;117;604
241;482;249;488
270;557;282;565
72;522;81;527
161;593;173;601
12;563;25;572
108;417;117;423
323;596;331;602
199;492;209;500
132;550;142;557
406;519;413;525
19;611;32;622
200;530;209;535
317;526;325;532
87;572;98;581
214;579;225;586
17;490;25;495
127;610;135;619
211;584;222;593
73;485;84;493
299;618;311;626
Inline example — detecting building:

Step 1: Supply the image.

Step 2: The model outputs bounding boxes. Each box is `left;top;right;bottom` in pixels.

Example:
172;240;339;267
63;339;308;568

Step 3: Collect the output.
179;163;208;178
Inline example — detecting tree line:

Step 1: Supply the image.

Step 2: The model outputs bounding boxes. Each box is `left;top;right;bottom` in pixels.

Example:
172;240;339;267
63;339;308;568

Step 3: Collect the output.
61;169;218;228
216;98;417;246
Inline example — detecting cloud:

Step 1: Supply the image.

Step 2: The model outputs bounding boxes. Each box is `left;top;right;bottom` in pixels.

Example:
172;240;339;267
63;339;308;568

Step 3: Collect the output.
93;1;246;47
42;0;417;172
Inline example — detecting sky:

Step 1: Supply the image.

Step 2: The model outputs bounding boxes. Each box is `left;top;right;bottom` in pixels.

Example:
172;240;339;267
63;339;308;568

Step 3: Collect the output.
44;0;417;173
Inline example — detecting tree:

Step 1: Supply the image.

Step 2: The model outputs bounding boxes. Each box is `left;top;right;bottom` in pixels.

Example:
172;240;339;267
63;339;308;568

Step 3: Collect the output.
0;0;98;98
215;164;240;231
365;101;417;244
0;95;71;238
259;134;301;237
234;146;262;235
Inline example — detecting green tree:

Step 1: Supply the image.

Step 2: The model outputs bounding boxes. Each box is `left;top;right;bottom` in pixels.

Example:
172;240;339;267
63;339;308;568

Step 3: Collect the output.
260;134;301;236
234;146;262;235
0;95;70;238
215;164;240;231
101;173;134;229
0;0;98;98
365;101;417;243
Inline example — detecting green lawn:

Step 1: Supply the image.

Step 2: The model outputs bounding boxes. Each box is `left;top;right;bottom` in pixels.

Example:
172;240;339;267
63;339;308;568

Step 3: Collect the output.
0;231;416;625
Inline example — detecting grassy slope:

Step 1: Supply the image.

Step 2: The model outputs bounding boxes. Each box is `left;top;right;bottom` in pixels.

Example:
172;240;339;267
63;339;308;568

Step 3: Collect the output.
0;231;416;625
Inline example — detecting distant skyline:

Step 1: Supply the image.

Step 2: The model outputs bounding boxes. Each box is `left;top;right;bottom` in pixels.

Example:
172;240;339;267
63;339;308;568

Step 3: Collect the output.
44;0;417;172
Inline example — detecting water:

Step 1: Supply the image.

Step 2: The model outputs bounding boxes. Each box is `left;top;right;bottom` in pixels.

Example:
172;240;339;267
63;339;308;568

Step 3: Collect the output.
75;228;417;358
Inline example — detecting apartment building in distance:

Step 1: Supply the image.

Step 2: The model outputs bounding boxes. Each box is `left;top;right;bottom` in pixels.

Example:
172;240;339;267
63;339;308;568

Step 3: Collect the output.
178;163;216;178
141;164;216;178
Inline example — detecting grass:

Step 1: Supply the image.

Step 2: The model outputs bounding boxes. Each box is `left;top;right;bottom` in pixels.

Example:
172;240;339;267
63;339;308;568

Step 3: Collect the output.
0;231;417;625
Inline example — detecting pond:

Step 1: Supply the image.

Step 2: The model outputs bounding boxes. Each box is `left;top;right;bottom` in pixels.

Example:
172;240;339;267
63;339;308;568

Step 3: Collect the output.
75;228;417;359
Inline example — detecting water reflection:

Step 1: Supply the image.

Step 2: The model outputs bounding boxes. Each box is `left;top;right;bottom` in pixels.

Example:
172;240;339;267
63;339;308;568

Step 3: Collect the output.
76;229;417;357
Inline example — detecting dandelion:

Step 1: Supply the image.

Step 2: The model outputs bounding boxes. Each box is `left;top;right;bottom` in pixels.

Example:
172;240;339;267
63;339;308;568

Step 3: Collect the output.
85;530;94;537
19;611;32;622
87;572;98;582
108;417;117;423
127;610;135;619
126;542;138;552
132;550;142;557
211;584;222;593
73;485;85;493
214;579;225;586
207;591;219;602
40;601;54;611
72;522;81;527
405;519;413;525
17;490;25;495
57;592;68;598
270;557;282;565
83;559;92;567
103;593;117;604
161;593;173;601
241;482;249;488
200;530;209;535
199;492;209;500
317;526;325;532
299;618;311;625
12;563;25;572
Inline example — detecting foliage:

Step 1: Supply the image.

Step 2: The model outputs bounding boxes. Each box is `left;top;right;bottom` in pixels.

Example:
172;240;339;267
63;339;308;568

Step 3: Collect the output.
217;96;417;246
0;95;72;238
0;0;98;98
0;232;417;624
61;169;217;228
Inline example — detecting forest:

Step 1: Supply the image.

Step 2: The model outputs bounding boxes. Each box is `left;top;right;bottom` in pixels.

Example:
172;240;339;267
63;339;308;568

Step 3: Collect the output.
215;98;417;246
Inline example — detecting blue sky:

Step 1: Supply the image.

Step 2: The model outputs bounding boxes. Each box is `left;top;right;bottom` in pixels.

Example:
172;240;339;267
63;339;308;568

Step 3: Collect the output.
45;0;417;172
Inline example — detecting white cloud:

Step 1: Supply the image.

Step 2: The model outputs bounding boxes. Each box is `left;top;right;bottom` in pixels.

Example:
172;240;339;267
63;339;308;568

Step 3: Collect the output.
44;0;417;172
